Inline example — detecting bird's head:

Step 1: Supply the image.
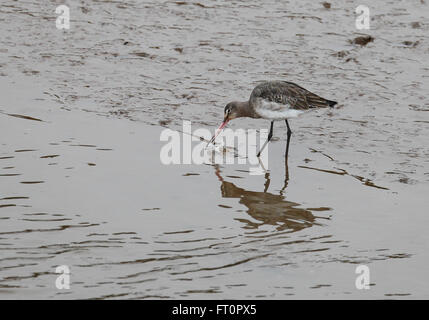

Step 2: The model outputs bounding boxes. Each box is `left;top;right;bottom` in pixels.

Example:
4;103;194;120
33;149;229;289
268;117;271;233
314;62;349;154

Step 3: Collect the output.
207;101;240;146
223;101;240;121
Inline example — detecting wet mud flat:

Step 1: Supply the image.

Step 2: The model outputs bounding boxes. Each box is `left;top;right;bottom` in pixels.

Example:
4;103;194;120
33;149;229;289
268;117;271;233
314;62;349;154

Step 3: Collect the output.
1;0;429;299
1;79;429;299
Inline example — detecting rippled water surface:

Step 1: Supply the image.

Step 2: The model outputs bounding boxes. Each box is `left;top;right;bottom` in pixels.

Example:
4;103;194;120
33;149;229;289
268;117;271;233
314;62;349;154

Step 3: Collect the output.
1;0;428;299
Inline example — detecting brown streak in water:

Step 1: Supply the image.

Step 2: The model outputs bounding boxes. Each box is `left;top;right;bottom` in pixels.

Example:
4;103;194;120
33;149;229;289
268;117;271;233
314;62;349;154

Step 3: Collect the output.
298;165;389;190
299;165;346;175
309;148;335;161
169;254;271;275
3;113;43;122
20;181;44;184
1;196;29;200
70;144;97;147
21;218;72;222
1;271;53;282
0;223;98;235
0;204;16;208
40;155;59;158
154;237;218;244
293;247;330;254
267;239;313;247
163;230;194;235
76;251;229;268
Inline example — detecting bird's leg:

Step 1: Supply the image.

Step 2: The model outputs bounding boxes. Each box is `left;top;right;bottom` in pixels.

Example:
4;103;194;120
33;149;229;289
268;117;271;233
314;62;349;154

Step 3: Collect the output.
279;160;289;196
263;171;271;193
257;121;274;158
280;120;292;196
285;119;292;160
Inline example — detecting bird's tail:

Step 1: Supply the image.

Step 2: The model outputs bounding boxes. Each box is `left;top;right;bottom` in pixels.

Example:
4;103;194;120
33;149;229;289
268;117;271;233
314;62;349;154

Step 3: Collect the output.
307;96;338;108
326;99;337;107
306;91;338;109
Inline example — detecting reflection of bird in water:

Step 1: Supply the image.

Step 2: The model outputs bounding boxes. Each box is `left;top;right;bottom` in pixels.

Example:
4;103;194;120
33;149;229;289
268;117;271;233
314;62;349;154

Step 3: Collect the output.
214;164;330;232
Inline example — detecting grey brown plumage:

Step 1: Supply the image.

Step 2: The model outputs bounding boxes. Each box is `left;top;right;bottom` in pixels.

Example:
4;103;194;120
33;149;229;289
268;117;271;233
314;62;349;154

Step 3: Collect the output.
249;81;337;111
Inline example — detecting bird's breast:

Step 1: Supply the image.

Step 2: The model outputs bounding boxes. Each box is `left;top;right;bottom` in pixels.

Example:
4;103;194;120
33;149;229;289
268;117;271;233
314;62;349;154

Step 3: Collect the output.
253;98;304;120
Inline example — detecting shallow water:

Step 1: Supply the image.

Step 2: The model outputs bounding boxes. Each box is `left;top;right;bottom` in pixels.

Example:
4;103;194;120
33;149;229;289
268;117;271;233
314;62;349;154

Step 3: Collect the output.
1;0;429;299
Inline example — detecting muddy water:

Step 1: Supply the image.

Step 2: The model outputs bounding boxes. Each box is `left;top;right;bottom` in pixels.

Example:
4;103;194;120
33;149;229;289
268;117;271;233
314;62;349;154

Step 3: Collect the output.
1;0;429;299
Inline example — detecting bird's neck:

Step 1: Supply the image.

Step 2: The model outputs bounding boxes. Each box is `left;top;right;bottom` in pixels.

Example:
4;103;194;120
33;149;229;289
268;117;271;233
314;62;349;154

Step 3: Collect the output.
235;101;253;118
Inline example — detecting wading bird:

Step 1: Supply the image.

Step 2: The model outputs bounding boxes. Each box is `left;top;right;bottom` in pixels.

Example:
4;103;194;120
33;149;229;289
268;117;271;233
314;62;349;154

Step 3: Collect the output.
208;81;337;158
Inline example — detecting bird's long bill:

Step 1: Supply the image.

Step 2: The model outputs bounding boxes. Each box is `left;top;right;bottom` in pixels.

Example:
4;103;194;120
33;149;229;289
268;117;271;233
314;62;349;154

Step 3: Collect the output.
207;119;229;146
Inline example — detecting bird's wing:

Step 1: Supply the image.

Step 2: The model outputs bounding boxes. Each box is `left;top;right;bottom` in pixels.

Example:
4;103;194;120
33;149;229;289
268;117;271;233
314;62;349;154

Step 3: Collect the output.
250;81;335;110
